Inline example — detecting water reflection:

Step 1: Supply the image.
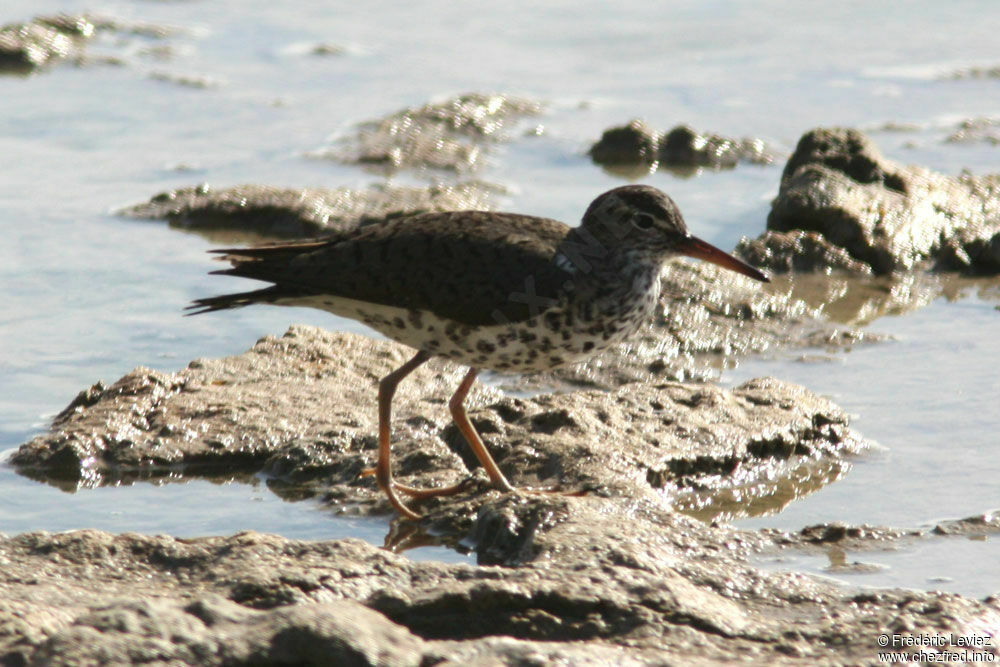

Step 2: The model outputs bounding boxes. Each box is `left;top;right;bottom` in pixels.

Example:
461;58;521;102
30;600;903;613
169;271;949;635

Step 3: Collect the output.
767;272;1000;326
671;455;854;524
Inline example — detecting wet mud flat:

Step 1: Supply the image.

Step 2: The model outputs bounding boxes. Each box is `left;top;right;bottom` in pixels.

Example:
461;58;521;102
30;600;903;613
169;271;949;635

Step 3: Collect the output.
4;21;1000;658
8;326;1000;666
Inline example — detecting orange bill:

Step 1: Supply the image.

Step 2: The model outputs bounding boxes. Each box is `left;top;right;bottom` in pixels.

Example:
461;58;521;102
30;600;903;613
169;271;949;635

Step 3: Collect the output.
675;235;770;282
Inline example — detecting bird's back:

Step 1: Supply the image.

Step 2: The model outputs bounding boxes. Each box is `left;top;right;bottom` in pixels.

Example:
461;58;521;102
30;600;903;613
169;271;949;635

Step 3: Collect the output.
195;210;575;326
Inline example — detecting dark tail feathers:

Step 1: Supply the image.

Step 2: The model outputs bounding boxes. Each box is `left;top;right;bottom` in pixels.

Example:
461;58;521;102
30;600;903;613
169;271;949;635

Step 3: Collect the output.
186;285;301;316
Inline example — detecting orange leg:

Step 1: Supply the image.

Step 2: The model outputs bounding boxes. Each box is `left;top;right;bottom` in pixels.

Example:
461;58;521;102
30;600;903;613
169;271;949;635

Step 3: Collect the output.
362;351;470;519
448;367;515;492
370;350;431;520
363;356;571;520
449;369;578;497
450;368;584;498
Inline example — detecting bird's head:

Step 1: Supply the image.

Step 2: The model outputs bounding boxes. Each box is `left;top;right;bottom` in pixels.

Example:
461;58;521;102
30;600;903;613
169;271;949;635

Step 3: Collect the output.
578;184;769;282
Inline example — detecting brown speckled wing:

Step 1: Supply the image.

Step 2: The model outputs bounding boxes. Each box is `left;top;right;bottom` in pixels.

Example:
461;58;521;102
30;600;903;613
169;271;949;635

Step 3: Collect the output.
199;211;576;326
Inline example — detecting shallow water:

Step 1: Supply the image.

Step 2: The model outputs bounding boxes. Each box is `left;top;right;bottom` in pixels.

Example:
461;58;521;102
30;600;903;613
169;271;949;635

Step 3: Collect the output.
0;456;467;562
2;1;998;592
725;294;1000;596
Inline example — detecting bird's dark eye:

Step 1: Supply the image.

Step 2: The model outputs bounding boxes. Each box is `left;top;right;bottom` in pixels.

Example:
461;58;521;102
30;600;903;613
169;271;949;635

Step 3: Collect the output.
633;214;655;230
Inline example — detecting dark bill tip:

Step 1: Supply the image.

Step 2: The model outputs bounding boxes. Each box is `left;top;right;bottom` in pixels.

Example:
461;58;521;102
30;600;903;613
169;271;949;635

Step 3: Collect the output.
675;235;770;283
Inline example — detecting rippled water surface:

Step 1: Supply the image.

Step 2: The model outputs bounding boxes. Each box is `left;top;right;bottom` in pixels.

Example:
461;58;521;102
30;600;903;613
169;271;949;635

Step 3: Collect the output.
2;1;998;591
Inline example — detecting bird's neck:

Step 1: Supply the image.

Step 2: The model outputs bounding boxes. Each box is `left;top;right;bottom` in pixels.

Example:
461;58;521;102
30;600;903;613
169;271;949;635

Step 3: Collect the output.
555;231;663;316
556;227;661;278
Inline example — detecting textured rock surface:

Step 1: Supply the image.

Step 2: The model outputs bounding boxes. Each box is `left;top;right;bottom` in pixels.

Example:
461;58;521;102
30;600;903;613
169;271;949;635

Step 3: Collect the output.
7;329;999;664
323;93;543;173
738;127;1000;275
11;327;865;523
119;181;505;241
2;515;998;665
0;13;173;73
589;119;774;175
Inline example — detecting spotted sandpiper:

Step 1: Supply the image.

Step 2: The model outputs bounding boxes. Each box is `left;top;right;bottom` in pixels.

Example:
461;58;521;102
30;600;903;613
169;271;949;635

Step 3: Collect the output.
189;185;768;519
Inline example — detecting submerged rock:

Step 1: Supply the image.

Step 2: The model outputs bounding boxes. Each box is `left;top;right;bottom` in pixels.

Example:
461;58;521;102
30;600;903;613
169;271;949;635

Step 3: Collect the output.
945;65;1000;80
0;15;92;71
659;124;773;170
0;13;173;73
946;117;1000;146
120;181;504;241
589;119;774;175
586;119;660;166
931;511;1000;538
324;93;543;173
738;127;1000;275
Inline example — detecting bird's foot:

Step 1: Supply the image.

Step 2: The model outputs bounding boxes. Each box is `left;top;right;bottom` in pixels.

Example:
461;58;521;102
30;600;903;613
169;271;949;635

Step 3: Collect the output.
462;475;588;499
360;468;480;519
360;468;585;520
518;484;589;498
359;467;474;498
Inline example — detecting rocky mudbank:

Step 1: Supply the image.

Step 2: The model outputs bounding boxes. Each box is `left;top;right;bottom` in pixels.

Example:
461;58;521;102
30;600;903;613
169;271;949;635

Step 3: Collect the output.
6;328;999;665
6;120;1000;664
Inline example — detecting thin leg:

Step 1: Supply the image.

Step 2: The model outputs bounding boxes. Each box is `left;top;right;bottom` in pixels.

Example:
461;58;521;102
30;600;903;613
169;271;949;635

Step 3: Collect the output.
363;357;576;520
449;368;515;492
362;351;474;518
450;368;584;498
373;350;431;520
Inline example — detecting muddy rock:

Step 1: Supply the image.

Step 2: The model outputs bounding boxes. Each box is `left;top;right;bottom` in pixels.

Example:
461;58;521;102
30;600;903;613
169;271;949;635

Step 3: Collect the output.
0;14;174;73
659;124;774;170
736;229;875;276
10;328;481;498
325;93;543;173
0;15;92;71
11;328;865;525
589;119;774;175
119;181;504;241
28;595;426;666
148;70;219;89
586;119;660;166
766;515;1000;549
1;513;998;664
932;511;1000;538
418;373;866;536
946;65;1000;80
757;516;1000;583
308;43;345;57
7;329;999;664
946;117;1000;146
768;522;924;551
738;127;1000;275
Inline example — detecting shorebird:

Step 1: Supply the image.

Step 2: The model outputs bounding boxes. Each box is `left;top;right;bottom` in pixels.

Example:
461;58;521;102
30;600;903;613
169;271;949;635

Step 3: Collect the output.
189;185;768;519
